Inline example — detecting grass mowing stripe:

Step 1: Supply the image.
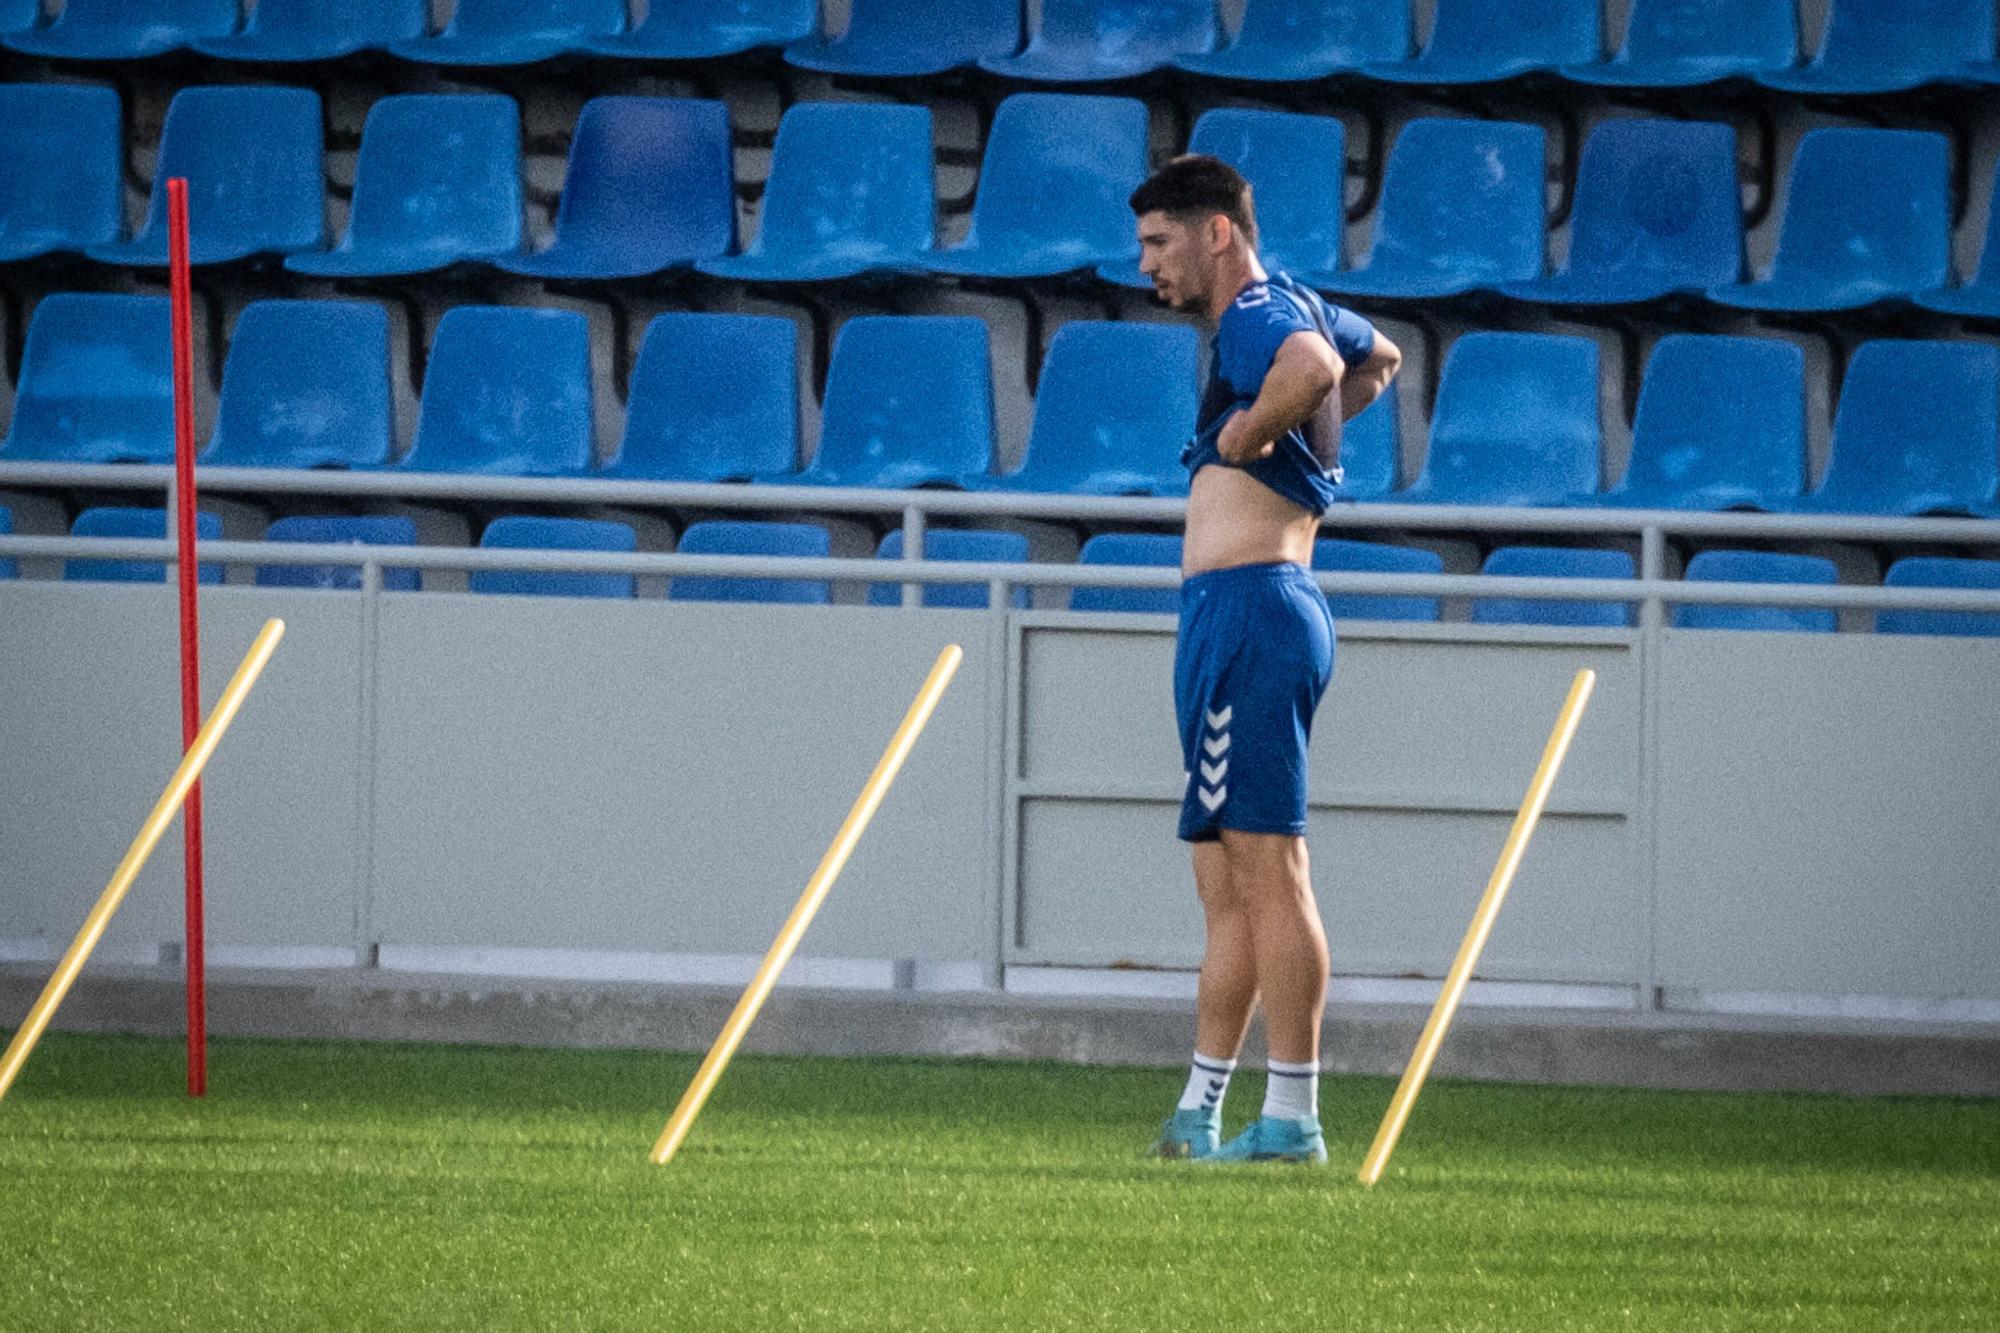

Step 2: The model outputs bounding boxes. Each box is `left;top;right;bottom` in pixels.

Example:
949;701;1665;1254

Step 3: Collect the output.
1;1032;1995;1331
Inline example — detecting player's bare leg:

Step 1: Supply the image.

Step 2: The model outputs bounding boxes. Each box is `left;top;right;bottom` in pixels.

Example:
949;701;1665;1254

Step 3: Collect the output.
1156;841;1257;1157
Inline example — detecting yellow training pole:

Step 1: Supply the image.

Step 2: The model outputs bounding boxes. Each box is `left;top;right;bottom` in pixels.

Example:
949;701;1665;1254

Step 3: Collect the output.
0;618;287;1103
1358;667;1597;1188
651;644;965;1165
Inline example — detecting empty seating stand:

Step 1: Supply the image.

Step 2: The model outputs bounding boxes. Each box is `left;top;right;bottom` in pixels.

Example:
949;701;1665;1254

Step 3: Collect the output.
583;0;816;59
388;0;625;65
1070;534;1182;614
980;0;1218;82
1397;334;1601;506
5;0;235;58
202;301;396;470
1559;0;1795;88
1879;559;2000;637
598;314;800;483
1363;0;1598;84
258;516;421;592
0;294;175;464
396;308;595;476
1175;0;1411;83
784;0;1021;77
1755;0;1992;95
868;530;1032;610
0;84;122;263
784;317;994;489
66;508;223;584
1676;551;1838;632
470;516;637;599
1472;547;1636;628
193;0;429;61
669;521;832;605
1313;539;1443;622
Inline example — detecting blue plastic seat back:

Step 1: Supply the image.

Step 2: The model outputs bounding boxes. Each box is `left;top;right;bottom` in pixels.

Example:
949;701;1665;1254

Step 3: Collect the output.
290;95;521;276
1599;0;1796;79
1880;558;2000;637
669;521;832;605
393;0;626;62
1608;336;1805;510
0;505;12;581
1389;0;1599;76
471;516;636;599
1807;341;2000;516
1760;130;1951;302
593;0;816;56
258;516;420;591
204;301;395;470
502;98;734;278
807;318;994;488
5;0;237;57
1473;547;1635;627
1407;334;1601;506
67;507;223;584
1180;0;1410;79
1071;534;1182;614
1556;120;1742;296
1;0;35;34
195;0;428;59
785;0;1021;76
991;0;1217;78
868;529;1032;609
91;86;324;266
1338;380;1400;500
0;84;123;262
949;95;1150;272
403;307;594;476
1677;550;1838;632
1189;109;1345;278
1770;0;1992;90
606;314;799;482
732;103;934;271
1313;539;1443;621
1333;120;1544;294
2;294;174;464
1005;323;1198;496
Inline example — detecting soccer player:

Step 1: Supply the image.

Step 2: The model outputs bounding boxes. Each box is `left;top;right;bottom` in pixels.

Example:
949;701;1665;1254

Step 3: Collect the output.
1132;156;1401;1164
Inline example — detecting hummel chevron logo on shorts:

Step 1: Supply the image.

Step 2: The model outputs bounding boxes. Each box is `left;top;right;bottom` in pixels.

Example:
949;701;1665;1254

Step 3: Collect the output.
1198;706;1230;812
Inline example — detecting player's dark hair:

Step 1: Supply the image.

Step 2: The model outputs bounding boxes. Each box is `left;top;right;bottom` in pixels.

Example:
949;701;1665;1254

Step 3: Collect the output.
1128;155;1259;250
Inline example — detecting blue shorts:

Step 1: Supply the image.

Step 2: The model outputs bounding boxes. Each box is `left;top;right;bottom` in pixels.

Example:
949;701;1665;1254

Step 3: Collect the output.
1174;561;1336;842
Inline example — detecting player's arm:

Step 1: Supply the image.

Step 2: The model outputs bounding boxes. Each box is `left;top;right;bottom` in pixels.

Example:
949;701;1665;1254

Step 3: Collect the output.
1216;330;1341;465
1339;331;1401;422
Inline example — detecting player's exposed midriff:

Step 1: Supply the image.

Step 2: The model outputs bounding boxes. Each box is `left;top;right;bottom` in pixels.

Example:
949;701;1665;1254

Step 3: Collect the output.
1183;463;1321;577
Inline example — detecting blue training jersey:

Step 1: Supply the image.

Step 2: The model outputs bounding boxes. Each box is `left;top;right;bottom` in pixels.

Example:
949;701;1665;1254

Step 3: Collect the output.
1182;271;1378;517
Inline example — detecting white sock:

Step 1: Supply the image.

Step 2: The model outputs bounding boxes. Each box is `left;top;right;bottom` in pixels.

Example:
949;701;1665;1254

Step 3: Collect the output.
1262;1059;1319;1121
1177;1053;1236;1112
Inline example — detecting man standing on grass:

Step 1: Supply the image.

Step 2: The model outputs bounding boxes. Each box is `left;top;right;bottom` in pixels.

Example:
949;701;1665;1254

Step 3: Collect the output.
1131;156;1401;1164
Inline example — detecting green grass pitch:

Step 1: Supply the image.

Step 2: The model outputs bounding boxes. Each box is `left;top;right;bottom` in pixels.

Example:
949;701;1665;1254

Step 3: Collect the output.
2;1032;1995;1330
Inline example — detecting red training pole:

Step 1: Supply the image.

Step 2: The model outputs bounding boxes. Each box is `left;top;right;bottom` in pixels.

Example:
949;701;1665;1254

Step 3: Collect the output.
167;178;206;1099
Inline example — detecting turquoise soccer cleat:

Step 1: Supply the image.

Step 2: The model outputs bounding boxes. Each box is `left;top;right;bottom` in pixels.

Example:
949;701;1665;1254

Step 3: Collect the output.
1152;1106;1222;1159
1209;1115;1327;1164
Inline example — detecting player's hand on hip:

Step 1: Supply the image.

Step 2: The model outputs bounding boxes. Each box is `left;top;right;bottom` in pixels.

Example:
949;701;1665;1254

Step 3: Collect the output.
1218;411;1274;465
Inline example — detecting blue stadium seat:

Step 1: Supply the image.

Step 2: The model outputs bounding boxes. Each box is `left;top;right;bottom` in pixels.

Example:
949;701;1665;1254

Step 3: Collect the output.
0;294;174;464
1313;538;1443;622
1312;120;1544;300
66;507;222;584
924;95;1148;280
583;0;815;58
784;0;1020;77
203;302;395;471
669;521;831;605
1676;551;1838;632
193;0;427;60
398;308;594;476
868;529;1032;609
1915;169;2000;319
969;322;1198;497
1398;334;1601;506
1071;534;1182;614
4;0;235;58
87;86;324;268
388;0;624;65
699;103;934;283
1100;109;1345;288
1708;130;1950;314
1757;0;1990;95
1472;547;1635;628
1338;381;1401;501
0;506;12;581
1501;121;1741;306
598;314;799;482
1785;342;2000;518
1175;0;1410;82
470;516;636;599
1364;0;1598;84
258;516;420;592
980;0;1217;81
1879;558;2000;637
0;84;122;263
1591;336;1805;512
1559;0;1795;87
496;98;733;280
0;1;34;37
286;95;522;279
785;317;994;489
